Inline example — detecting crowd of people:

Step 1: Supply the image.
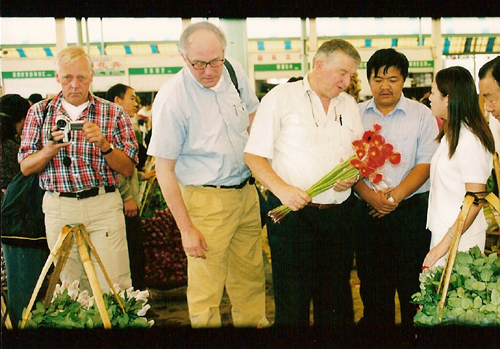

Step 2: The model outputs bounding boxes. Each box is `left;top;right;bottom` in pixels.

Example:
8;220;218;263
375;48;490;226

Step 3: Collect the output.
1;21;499;330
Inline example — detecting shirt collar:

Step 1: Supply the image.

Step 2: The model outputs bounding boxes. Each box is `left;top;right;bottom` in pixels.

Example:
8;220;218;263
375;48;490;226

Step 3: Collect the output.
366;92;409;117
184;65;226;92
302;72;344;108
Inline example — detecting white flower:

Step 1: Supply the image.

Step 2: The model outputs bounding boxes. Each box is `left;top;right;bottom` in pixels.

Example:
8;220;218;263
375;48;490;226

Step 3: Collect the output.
67;280;80;300
137;303;151;317
134;290;150;304
77;290;94;308
147;319;155;328
113;284;122;294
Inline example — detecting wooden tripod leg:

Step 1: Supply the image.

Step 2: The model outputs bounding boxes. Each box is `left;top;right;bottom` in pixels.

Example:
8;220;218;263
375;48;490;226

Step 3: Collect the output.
43;229;74;307
78;225;125;314
20;225;74;329
74;226;112;329
438;195;474;313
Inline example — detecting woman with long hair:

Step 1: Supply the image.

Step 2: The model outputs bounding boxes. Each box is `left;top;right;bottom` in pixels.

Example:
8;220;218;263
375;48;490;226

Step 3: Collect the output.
423;66;495;267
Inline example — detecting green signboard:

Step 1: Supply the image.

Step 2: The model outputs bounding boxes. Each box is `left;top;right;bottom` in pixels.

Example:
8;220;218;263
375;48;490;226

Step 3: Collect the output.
359;61;434;69
94;70;126;76
254;63;302;72
2;70;55;79
129;67;182;75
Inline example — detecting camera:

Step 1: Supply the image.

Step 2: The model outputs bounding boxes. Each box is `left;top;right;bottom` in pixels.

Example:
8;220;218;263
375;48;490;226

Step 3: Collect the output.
55;116;84;142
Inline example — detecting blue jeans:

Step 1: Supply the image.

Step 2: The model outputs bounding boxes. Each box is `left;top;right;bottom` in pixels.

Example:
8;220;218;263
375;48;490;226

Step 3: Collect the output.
3;244;48;327
266;193;355;327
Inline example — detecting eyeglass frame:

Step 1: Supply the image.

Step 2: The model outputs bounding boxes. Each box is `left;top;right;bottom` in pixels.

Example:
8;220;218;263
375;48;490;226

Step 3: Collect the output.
185;55;225;70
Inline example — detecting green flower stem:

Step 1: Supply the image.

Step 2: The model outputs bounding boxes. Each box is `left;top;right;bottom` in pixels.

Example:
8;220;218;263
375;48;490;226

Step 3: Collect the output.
268;155;360;223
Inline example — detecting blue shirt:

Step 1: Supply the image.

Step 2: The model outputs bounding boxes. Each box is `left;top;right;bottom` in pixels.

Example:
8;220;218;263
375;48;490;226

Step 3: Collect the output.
148;58;259;187
357;95;439;196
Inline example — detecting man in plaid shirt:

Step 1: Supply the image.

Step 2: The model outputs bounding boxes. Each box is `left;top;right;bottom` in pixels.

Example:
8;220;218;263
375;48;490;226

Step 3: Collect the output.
19;46;139;293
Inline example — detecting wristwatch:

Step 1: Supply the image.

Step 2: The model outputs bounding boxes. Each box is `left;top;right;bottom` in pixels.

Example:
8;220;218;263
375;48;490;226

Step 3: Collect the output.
101;143;114;155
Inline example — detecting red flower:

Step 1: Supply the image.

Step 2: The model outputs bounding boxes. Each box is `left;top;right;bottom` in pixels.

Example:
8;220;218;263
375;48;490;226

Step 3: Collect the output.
389;152;402;165
350;158;363;169
362;130;374;143
371;134;385;147
371;173;383;184
356;149;366;159
360;166;373;177
381;143;394;158
352;140;364;150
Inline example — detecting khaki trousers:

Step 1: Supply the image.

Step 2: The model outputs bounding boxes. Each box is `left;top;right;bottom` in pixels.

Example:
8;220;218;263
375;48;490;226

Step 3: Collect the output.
180;183;268;328
43;190;132;293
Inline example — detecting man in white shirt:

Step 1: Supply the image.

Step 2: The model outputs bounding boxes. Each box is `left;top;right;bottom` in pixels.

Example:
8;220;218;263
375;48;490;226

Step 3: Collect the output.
245;39;363;326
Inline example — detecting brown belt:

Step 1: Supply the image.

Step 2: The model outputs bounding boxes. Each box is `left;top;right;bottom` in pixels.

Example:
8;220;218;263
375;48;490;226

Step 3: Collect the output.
307;202;340;209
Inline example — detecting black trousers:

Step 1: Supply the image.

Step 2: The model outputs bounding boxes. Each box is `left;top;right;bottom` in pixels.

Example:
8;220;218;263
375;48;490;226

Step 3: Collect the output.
125;215;145;290
353;192;431;327
266;193;356;327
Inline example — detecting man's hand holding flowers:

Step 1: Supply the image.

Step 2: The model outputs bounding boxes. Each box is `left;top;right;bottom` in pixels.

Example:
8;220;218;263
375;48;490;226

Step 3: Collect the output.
268;124;401;223
274;183;312;212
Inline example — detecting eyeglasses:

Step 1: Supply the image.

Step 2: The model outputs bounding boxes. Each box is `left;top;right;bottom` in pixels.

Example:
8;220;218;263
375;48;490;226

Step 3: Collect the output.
186;56;225;70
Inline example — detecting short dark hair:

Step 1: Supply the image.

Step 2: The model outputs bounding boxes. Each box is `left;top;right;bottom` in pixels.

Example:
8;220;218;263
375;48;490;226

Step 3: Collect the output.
366;48;409;81
478;56;500;85
105;83;132;102
28;93;43;105
0;94;31;141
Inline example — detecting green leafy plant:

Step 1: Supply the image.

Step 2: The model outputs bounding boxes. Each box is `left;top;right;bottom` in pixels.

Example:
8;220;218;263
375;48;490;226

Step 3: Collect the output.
412;246;500;326
22;280;154;329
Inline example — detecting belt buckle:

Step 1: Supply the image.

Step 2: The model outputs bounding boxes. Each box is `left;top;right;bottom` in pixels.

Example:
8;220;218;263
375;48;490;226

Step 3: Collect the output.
75;190;87;200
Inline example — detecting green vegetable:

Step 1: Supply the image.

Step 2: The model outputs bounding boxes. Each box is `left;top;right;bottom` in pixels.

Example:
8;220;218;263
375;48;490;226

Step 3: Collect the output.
412;246;500;326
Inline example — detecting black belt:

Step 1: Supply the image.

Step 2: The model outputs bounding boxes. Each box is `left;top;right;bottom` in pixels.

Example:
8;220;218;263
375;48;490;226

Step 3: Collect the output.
307;202;340;209
203;176;255;190
58;186;115;199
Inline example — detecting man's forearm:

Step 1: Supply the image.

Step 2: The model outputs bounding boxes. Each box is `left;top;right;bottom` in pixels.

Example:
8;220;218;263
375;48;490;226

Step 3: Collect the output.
391;163;430;203
102;148;135;177
244;152;287;195
155;158;193;233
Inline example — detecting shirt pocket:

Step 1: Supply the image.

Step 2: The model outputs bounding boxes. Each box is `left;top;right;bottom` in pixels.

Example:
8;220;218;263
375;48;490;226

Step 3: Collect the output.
233;101;250;134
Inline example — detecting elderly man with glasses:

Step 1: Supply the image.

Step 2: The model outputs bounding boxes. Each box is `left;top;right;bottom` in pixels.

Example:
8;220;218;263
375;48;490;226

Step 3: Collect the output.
147;21;268;328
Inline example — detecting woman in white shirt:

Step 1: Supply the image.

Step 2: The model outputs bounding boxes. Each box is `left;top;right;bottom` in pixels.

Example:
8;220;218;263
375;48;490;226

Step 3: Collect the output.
423;66;495;267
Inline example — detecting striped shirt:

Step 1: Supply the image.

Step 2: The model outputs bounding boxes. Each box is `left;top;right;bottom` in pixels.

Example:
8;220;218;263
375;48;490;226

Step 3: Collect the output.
18;92;138;193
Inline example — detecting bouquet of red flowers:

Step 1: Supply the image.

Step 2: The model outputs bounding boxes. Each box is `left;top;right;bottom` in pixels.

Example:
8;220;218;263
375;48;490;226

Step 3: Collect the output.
268;124;401;223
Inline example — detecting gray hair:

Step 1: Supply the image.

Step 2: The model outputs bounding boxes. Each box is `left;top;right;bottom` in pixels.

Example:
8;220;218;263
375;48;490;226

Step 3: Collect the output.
313;39;361;67
55;46;93;75
179;22;227;55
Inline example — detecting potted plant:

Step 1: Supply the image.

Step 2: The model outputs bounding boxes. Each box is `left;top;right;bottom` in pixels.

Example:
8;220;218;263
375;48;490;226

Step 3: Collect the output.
22;280;154;329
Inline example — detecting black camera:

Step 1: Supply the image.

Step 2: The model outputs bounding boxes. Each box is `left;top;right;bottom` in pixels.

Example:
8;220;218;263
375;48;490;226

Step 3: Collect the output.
55;116;84;142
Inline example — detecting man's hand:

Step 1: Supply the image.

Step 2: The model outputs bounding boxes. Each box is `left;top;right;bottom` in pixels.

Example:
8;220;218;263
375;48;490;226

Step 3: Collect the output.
123;198;138;217
181;226;209;259
82;120;108;150
366;189;398;218
332;174;358;192
274;184;311;211
142;170;156;180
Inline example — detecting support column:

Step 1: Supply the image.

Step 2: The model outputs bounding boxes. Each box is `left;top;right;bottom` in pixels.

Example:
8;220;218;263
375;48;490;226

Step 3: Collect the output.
219;19;249;75
301;18;308;77
55;18;67;53
431;17;443;76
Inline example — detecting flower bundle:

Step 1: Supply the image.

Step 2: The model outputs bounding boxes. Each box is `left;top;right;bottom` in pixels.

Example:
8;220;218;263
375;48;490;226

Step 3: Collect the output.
412;246;500;326
22;280;154;329
268;124;401;223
